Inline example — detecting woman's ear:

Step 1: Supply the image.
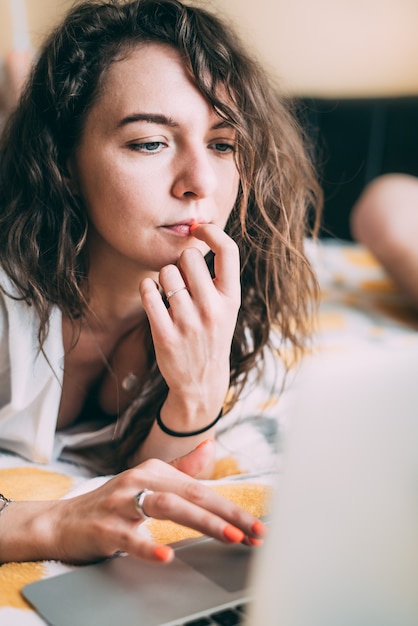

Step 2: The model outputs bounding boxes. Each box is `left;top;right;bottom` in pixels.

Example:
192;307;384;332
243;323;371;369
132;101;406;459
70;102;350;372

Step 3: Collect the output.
64;157;79;195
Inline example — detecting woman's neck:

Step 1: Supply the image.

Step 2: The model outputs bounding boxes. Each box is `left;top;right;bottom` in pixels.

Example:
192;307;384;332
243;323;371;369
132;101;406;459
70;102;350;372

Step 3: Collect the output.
80;264;155;337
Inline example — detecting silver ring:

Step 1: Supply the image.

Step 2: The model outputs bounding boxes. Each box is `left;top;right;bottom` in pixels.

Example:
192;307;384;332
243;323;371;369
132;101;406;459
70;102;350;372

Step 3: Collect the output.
166;286;187;299
134;489;154;520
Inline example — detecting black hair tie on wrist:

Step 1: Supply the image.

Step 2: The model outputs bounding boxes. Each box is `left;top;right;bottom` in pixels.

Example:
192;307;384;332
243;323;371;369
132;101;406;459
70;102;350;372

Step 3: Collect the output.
156;407;223;437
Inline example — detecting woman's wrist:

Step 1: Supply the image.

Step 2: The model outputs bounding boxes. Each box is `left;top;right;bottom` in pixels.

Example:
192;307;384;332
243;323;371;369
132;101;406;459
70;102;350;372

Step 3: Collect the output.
156;405;223;437
0;500;62;563
0;493;13;516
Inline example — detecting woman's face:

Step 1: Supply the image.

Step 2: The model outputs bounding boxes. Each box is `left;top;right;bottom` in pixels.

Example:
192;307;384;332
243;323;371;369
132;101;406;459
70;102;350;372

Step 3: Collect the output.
69;43;239;283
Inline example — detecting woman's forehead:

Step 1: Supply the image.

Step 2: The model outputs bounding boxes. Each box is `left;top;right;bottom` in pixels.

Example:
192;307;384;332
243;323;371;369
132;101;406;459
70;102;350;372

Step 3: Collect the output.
93;42;234;122
78;42;233;136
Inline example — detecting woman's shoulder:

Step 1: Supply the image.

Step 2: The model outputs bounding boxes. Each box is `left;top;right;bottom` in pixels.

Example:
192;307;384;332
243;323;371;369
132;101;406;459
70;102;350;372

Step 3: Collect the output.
0;267;24;300
0;267;61;335
0;268;29;320
0;268;15;322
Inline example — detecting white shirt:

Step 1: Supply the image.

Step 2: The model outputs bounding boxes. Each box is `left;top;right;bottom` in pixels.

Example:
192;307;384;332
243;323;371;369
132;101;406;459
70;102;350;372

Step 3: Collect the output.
0;270;116;464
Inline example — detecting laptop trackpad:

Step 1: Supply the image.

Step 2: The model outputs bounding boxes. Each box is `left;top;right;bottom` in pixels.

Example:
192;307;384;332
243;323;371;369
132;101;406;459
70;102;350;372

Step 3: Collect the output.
23;537;254;626
176;539;252;592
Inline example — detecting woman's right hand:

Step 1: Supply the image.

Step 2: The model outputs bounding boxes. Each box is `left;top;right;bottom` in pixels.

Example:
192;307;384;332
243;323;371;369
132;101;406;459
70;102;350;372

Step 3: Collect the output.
139;224;241;447
0;440;267;564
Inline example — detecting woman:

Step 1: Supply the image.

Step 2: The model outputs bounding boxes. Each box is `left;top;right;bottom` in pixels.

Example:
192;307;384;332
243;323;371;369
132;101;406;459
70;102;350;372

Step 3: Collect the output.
0;0;321;563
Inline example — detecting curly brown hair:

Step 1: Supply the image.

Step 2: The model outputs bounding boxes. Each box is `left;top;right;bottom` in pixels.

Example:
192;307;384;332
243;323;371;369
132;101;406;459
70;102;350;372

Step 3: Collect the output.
0;0;322;469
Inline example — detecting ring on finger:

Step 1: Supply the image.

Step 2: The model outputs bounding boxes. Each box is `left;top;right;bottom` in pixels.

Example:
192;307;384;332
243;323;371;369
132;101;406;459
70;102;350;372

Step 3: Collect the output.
134;488;154;520
166;286;188;300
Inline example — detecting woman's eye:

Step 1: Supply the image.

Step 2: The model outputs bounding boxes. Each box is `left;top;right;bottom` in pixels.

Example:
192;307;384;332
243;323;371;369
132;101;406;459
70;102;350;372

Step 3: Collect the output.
210;143;235;154
129;141;165;153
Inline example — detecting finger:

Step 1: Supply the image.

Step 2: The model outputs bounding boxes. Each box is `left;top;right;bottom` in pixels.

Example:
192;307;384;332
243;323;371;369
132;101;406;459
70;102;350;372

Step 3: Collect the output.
123;538;174;563
139;276;166;317
189;224;240;301
169;439;215;477
140;275;195;351
177;247;217;300
112;526;174;563
158;263;192;308
139;276;175;343
135;466;267;540
136;490;247;545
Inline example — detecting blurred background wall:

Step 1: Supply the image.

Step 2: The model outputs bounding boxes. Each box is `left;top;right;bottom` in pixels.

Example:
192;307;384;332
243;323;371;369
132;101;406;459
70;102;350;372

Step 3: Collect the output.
0;0;75;54
1;0;418;97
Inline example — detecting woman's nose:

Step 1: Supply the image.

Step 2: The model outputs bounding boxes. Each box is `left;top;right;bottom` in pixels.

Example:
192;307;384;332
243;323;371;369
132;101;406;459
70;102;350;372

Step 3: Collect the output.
171;146;217;199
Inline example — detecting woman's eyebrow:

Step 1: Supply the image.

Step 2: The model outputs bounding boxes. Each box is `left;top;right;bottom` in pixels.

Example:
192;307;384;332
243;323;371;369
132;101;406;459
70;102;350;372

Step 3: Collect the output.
211;120;234;131
117;113;178;128
116;113;234;132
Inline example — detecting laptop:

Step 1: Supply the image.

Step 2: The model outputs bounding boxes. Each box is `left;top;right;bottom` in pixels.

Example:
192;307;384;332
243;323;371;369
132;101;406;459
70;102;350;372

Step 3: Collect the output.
23;346;418;626
247;346;418;626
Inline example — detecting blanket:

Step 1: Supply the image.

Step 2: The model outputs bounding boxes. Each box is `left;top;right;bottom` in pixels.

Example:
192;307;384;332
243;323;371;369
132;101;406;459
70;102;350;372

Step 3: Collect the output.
1;240;418;625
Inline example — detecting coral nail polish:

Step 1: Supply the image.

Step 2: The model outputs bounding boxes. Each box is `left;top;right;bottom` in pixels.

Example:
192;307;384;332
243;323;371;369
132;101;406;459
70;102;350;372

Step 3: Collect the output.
195;439;213;450
223;525;245;543
153;545;173;562
252;520;267;537
247;537;264;547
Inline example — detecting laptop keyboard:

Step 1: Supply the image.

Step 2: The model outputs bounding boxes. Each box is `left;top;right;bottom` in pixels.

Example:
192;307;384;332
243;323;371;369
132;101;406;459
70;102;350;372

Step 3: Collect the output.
182;602;248;625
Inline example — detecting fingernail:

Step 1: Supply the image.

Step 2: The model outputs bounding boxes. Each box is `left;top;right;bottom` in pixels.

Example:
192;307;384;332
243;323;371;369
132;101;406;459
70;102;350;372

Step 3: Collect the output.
195;438;213;450
252;520;267;537
223;525;245;543
153;545;173;562
247;537;264;547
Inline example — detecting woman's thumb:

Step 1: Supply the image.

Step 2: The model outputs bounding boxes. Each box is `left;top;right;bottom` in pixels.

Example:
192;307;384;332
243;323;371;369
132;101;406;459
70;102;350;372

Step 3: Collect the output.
169;439;215;477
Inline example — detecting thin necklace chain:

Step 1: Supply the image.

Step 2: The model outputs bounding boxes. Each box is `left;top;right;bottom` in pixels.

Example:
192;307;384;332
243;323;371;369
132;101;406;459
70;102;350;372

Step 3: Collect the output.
84;320;122;440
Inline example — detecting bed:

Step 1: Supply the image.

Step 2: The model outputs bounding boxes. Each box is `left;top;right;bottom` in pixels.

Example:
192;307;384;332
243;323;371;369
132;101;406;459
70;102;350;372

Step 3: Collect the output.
1;238;418;625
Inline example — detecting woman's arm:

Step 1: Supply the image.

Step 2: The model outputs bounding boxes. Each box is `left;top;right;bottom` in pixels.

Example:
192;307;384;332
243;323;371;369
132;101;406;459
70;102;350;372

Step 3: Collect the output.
133;224;240;471
0;441;266;564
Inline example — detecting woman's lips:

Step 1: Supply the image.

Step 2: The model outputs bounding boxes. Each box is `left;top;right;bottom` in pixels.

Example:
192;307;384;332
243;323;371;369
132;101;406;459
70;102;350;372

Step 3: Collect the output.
162;222;206;236
162;223;193;236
